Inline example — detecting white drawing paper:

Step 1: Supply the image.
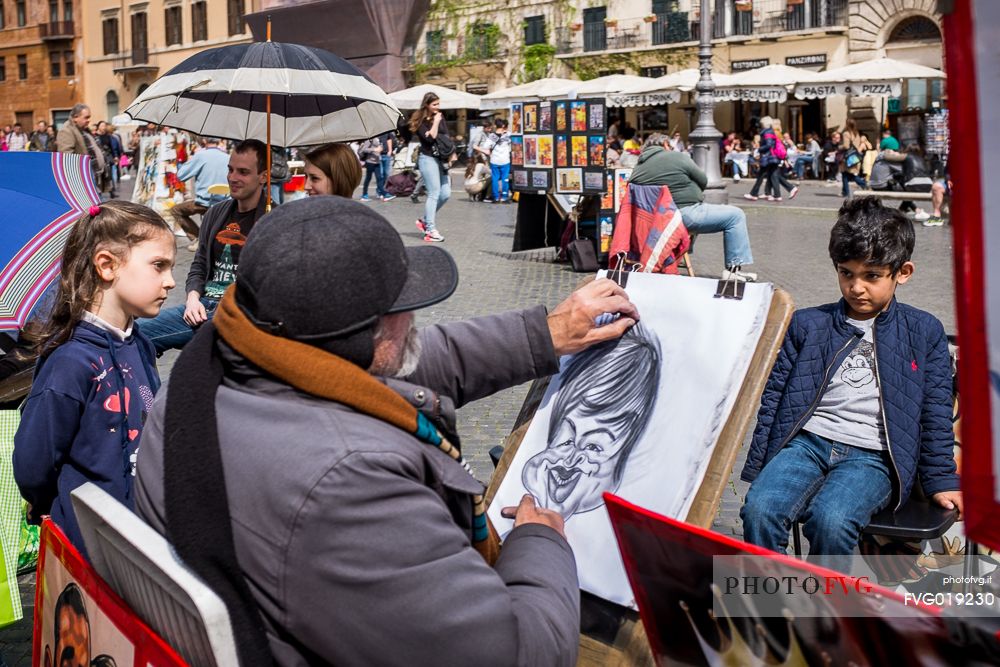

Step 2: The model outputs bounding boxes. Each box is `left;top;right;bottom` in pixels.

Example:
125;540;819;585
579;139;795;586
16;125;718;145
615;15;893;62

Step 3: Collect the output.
488;272;773;607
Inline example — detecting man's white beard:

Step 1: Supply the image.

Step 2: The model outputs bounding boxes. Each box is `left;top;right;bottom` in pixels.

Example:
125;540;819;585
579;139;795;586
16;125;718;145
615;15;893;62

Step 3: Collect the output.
372;319;422;378
391;323;422;378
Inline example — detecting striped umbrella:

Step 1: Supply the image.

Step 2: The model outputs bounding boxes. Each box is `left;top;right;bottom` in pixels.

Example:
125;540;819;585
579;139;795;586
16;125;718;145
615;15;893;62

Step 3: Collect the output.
123;38;400;148
0;153;100;331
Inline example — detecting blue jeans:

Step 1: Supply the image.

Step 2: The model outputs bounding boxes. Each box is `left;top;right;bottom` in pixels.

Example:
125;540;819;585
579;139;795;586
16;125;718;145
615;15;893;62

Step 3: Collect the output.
418;154;450;231
741;431;892;572
490;162;510;201
363;163;387;198
380;154;392;186
269;183;284;206
678;202;754;268
793;155;814;180
842;171;867;197
137;297;219;355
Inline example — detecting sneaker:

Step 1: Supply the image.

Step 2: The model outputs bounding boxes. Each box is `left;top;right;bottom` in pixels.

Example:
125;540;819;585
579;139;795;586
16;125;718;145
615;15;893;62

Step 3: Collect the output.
923;216;945;227
788;186;799;200
492;199;501;204
772;197;782;202
187;241;199;252
381;194;396;202
733;173;741;183
721;268;758;282
360;195;371;202
914;209;931;222
501;198;511;204
415;219;427;233
424;229;445;242
743;194;758;201
410;194;421;203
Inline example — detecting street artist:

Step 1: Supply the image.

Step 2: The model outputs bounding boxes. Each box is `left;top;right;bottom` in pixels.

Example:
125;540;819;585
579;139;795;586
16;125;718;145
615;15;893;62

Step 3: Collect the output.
135;196;640;666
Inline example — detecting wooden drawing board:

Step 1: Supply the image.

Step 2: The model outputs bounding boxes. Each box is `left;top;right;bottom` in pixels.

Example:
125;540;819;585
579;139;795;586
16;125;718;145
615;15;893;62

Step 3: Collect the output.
484;285;793;667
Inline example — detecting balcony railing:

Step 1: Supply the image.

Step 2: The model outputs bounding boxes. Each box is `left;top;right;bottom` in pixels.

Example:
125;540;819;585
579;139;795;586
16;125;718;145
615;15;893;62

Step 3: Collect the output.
555;0;847;57
39;20;74;40
132;46;149;65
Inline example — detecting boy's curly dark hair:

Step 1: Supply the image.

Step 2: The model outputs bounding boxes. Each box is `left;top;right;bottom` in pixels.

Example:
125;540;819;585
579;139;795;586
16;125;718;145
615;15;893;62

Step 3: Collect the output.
829;196;915;274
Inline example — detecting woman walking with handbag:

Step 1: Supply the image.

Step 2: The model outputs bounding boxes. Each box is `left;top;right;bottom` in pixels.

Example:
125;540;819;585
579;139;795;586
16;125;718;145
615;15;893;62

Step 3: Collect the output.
409;92;452;242
840;118;871;198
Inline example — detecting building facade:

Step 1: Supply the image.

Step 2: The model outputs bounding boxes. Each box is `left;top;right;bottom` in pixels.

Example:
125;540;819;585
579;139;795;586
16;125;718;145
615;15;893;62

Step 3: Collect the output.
81;0;257;125
0;0;83;129
409;0;944;140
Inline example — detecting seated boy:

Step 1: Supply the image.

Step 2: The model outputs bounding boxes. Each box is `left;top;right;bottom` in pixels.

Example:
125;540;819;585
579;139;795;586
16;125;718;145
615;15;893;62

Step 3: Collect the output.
740;196;961;571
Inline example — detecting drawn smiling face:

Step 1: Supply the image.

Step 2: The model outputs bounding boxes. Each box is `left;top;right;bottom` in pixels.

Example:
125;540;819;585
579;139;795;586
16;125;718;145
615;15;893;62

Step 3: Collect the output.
841;340;876;388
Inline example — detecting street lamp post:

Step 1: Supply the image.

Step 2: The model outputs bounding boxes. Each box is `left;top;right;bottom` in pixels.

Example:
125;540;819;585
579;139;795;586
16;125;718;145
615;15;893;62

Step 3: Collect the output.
689;0;727;204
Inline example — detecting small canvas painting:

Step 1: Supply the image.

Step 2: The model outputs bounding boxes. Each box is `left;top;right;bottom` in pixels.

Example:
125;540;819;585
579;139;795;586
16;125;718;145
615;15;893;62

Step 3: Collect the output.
537;135;554;167
524;135;538;167
571;136;588;167
601;176;615;210
539;102;552;132
588;135;605;166
556;135;568;167
531;170;549;189
510;103;523;135
513;169;528;187
614;168;632;213
555;101;568;132
511;135;524;166
571;101;587;132
584;170;604;192
556;167;583;193
588;103;606;131
524;103;538;133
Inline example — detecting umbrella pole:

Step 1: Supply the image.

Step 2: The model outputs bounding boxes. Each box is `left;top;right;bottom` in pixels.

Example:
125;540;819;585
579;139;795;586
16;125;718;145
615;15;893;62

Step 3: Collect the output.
266;16;273;212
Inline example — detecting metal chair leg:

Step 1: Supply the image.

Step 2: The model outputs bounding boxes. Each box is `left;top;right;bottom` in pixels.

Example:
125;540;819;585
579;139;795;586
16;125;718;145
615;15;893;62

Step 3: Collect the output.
792;523;803;558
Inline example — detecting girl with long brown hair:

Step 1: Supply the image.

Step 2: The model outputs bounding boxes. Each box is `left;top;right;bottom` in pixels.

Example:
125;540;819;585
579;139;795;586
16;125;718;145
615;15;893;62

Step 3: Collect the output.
14;200;176;553
302;143;362;198
409;92;450;242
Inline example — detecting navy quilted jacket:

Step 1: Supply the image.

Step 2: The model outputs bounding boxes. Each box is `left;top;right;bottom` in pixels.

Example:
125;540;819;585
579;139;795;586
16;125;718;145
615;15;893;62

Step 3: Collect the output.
741;298;958;510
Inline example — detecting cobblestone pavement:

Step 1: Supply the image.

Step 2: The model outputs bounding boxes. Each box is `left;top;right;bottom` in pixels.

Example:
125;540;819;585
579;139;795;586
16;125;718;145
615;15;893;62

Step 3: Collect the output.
0;176;955;663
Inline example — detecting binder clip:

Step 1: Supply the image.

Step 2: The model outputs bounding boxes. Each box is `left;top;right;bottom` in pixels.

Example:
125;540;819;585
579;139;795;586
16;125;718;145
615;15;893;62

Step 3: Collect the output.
714;267;746;301
609;252;630;288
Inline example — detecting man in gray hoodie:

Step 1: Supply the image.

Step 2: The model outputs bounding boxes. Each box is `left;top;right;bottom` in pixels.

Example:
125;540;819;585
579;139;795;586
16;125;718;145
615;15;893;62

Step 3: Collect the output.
136;196;640;666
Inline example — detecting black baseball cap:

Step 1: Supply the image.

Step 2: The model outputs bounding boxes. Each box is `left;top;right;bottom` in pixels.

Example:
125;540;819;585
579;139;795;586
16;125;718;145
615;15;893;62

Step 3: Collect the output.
235;195;458;366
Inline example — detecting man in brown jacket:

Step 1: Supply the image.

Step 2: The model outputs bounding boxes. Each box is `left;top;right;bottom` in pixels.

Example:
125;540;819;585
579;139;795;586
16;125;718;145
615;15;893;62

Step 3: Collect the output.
136;196;639;666
56;104;90;155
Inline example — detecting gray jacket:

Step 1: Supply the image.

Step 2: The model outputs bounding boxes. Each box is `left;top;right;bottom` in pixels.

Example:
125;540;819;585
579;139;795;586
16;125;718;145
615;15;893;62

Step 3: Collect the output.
135;307;580;666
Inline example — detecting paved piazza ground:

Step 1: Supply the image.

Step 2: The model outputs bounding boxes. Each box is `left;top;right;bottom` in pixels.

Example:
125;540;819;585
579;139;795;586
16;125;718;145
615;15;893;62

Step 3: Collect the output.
0;177;956;664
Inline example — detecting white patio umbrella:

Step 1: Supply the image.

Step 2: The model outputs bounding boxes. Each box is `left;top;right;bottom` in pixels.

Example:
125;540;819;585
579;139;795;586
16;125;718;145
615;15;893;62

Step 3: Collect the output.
564;74;648;100
715;64;822;103
794;57;945;99
388;83;481;110
479;77;580;110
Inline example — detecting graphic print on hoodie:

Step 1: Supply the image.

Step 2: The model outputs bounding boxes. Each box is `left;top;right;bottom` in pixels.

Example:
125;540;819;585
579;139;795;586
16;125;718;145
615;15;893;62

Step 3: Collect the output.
13;321;159;555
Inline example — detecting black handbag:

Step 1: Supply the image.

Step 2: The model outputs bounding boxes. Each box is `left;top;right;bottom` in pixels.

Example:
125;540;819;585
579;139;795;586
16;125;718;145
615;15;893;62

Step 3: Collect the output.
567;239;598;272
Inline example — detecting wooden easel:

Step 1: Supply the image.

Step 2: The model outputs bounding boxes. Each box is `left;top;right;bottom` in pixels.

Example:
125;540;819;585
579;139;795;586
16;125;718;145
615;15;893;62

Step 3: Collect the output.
484;287;794;667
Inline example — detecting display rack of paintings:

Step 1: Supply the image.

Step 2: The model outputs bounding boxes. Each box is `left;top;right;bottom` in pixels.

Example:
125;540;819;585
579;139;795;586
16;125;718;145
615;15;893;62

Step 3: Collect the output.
508;98;606;195
554;98;607;196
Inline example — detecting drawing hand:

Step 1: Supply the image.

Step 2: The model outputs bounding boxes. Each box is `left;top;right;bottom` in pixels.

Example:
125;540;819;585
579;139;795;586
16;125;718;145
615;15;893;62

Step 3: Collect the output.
501;494;566;539
547;278;639;356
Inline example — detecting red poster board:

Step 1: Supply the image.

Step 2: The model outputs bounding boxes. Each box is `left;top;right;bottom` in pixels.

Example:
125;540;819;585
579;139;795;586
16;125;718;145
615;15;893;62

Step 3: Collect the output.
604;493;998;665
944;0;1000;552
32;519;185;667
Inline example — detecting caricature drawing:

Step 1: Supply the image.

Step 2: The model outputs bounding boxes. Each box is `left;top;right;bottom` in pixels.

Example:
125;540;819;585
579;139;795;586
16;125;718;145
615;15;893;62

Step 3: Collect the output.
522;322;660;518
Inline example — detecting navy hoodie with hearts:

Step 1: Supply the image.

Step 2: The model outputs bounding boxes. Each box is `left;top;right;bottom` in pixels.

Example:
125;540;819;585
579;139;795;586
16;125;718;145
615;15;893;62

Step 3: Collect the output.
13;319;159;555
